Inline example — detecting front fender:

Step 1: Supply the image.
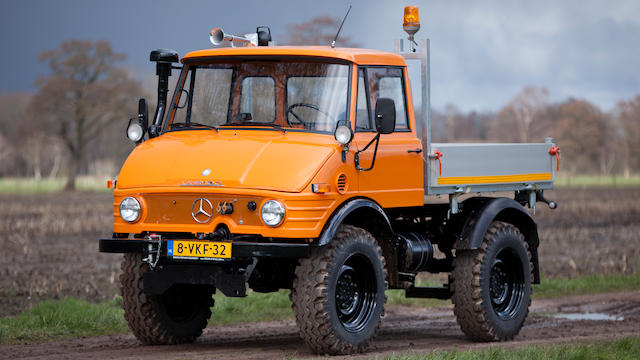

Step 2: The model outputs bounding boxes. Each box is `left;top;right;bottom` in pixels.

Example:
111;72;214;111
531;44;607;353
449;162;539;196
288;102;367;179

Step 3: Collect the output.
317;198;393;246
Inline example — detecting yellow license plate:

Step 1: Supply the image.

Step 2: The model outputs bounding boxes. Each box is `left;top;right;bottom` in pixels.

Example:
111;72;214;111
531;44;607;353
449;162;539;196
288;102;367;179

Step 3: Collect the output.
168;240;231;259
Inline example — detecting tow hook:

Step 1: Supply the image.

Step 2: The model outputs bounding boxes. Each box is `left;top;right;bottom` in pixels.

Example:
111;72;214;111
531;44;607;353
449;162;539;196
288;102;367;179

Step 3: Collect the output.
143;233;162;270
536;190;558;210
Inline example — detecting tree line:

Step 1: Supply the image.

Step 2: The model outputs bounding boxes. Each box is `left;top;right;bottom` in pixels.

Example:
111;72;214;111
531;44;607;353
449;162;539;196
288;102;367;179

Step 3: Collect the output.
0;38;639;190
430;87;640;178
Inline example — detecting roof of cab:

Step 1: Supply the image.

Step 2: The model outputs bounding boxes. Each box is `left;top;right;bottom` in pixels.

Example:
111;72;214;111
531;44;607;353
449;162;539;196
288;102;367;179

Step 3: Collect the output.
182;46;406;66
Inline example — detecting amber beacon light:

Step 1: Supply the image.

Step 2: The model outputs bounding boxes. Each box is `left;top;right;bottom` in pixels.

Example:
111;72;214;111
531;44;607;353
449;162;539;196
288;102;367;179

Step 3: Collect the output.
403;6;420;35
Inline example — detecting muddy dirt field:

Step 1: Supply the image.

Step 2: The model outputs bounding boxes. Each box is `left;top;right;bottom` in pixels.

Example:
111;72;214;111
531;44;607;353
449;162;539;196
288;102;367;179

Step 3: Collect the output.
0;188;639;357
4;291;640;359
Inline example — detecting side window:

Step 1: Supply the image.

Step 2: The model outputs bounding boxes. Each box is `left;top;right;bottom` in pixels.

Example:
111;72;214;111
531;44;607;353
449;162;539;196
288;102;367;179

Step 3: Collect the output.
240;77;275;123
364;67;409;131
355;69;372;131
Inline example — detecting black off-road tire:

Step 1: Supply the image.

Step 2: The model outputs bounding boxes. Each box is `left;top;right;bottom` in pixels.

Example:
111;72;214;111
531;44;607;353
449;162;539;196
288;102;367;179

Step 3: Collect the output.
120;254;214;344
451;221;533;342
291;225;387;355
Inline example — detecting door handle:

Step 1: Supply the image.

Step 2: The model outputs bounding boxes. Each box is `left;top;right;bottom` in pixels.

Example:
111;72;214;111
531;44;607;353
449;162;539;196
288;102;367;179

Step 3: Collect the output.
407;148;423;154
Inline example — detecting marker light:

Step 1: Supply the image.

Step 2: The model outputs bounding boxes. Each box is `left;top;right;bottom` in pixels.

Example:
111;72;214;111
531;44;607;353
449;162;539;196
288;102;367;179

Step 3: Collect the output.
403;6;420;35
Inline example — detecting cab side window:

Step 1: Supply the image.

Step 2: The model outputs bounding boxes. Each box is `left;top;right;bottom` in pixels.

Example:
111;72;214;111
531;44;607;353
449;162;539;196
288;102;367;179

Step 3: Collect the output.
355;69;372;131
356;66;409;131
361;67;409;132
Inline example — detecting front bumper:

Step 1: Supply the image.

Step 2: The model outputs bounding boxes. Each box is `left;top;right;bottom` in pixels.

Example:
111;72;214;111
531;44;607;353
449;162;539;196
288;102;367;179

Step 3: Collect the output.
99;237;310;258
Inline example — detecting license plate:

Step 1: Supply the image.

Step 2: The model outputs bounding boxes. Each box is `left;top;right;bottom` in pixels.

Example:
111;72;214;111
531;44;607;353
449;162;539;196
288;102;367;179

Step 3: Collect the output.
167;240;231;260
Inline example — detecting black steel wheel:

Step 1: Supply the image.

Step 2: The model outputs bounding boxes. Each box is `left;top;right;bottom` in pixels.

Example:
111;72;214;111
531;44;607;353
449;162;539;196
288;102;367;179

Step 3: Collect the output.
120;254;214;344
335;257;377;333
291;225;387;355
452;221;532;341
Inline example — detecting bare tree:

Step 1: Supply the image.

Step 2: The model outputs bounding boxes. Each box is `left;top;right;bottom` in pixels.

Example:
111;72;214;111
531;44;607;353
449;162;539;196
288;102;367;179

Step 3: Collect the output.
490;86;550;142
553;99;612;175
282;16;359;47
28;40;143;190
616;95;640;177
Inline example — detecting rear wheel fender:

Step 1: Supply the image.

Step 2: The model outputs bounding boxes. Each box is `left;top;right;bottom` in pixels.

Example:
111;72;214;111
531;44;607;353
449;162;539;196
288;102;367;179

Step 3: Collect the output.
456;197;541;283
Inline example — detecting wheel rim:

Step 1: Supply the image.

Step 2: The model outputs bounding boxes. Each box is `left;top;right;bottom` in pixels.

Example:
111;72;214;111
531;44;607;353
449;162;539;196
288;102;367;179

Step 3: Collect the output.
489;248;525;320
160;284;207;323
335;254;377;333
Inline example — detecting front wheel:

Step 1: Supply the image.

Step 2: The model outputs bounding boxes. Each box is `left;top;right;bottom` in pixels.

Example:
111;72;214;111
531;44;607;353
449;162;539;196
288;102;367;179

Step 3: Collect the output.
120;254;214;344
291;225;387;355
451;221;532;341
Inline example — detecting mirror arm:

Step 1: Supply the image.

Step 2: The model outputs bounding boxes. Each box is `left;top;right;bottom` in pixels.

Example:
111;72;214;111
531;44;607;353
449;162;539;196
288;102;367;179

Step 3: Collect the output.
354;133;381;171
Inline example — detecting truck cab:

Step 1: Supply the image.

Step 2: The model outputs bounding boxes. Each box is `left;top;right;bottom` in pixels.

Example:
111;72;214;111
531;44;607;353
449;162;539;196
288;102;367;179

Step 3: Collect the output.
101;10;558;355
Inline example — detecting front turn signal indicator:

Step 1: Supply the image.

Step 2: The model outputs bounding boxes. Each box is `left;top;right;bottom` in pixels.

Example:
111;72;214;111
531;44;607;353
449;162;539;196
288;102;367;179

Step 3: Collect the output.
311;183;331;194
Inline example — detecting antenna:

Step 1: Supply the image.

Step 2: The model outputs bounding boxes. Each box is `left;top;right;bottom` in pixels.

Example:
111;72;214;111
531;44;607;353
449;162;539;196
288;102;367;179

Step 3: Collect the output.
331;5;352;48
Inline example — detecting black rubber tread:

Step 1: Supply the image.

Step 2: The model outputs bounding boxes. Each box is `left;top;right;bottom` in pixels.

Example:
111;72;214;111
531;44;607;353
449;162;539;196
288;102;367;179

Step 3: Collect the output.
120;254;214;344
451;221;533;342
290;225;387;355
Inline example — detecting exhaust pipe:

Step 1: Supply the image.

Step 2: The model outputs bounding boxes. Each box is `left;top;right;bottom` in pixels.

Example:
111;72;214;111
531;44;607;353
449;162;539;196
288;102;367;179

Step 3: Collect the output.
148;49;179;137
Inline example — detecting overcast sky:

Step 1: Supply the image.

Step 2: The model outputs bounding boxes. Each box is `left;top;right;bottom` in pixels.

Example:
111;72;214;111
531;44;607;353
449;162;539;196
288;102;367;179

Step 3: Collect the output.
1;0;638;112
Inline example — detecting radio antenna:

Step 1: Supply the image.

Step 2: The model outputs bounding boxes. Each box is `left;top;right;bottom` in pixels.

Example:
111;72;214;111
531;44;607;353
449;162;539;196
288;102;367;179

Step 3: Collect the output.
331;5;352;48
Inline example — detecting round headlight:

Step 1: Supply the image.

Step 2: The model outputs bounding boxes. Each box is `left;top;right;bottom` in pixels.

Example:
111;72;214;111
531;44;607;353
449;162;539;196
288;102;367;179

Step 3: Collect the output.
261;200;285;227
334;125;353;145
119;197;141;222
127;123;144;142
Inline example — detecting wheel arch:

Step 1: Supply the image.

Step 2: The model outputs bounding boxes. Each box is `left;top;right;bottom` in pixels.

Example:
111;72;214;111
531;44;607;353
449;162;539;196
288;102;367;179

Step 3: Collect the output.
456;197;541;284
317;197;394;247
317;197;398;285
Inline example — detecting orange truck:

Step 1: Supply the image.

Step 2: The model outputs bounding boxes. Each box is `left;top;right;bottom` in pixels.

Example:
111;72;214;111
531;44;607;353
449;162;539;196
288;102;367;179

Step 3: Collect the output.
100;7;559;355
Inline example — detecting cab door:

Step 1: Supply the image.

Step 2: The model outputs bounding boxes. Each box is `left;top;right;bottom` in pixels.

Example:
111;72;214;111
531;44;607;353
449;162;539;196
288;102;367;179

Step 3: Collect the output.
353;66;424;208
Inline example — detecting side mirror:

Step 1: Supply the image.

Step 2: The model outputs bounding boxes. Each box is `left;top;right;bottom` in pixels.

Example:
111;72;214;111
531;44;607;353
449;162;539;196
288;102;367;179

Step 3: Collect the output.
374;98;396;134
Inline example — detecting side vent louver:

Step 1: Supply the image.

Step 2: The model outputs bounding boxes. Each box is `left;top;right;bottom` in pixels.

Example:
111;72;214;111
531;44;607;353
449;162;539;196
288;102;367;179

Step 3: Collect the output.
336;174;348;194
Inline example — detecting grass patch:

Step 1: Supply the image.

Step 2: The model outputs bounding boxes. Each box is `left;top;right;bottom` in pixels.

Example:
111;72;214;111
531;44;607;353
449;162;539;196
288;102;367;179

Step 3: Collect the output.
0;177;109;193
555;175;640;188
534;273;640;299
382;336;640;360
213;290;293;324
0;297;127;344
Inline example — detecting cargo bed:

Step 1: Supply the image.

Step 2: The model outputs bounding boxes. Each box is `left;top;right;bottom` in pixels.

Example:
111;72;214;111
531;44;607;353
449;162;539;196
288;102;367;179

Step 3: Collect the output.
424;140;557;196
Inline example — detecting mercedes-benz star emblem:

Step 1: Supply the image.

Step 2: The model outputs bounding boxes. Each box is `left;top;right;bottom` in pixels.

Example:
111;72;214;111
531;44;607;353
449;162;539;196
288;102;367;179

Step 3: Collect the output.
191;198;213;223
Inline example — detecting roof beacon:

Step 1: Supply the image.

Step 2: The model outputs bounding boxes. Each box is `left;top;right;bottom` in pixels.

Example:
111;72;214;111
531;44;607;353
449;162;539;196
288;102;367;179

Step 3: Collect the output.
403;6;420;52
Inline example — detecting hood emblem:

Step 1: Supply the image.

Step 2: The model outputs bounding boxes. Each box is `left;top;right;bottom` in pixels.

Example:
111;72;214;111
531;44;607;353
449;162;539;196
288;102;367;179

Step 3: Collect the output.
202;168;211;176
191;198;213;223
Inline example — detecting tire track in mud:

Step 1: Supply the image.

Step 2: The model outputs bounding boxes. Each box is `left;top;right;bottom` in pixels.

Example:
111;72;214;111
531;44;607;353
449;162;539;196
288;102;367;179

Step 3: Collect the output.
4;291;640;360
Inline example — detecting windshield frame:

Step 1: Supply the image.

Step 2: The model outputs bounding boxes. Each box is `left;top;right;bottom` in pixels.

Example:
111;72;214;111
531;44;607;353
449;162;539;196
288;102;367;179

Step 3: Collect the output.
162;56;353;135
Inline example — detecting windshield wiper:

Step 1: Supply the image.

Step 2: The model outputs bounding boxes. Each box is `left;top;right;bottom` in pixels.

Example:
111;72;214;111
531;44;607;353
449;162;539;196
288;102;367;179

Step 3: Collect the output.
221;122;286;133
170;122;219;132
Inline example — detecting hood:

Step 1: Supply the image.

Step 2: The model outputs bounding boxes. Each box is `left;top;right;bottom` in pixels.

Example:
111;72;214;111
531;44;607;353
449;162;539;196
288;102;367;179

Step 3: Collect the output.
116;130;336;193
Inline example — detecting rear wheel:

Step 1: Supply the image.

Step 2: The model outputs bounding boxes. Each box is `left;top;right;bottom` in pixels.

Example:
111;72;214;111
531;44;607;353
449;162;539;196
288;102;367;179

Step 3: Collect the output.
291;225;387;355
451;221;532;341
120;254;214;344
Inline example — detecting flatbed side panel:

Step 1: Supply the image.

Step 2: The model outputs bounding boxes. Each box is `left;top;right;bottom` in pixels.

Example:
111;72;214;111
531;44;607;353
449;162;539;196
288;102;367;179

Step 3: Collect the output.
426;142;556;195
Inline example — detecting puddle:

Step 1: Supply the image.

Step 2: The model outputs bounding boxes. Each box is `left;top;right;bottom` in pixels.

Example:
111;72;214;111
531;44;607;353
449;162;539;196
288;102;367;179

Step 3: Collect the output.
553;312;624;321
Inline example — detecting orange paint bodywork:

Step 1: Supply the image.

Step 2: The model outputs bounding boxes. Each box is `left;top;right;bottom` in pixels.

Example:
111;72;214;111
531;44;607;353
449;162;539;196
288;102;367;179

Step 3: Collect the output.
113;46;425;239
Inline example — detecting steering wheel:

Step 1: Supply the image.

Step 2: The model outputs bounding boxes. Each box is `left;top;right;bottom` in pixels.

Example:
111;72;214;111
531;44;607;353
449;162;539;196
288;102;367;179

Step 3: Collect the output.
286;103;335;128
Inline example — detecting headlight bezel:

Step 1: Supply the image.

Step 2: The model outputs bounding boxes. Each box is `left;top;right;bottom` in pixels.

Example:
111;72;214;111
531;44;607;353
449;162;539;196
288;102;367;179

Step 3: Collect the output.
260;200;286;227
119;196;141;223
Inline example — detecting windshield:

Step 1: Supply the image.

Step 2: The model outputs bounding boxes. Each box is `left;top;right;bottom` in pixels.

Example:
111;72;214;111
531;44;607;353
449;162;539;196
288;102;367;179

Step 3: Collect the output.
167;60;350;133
